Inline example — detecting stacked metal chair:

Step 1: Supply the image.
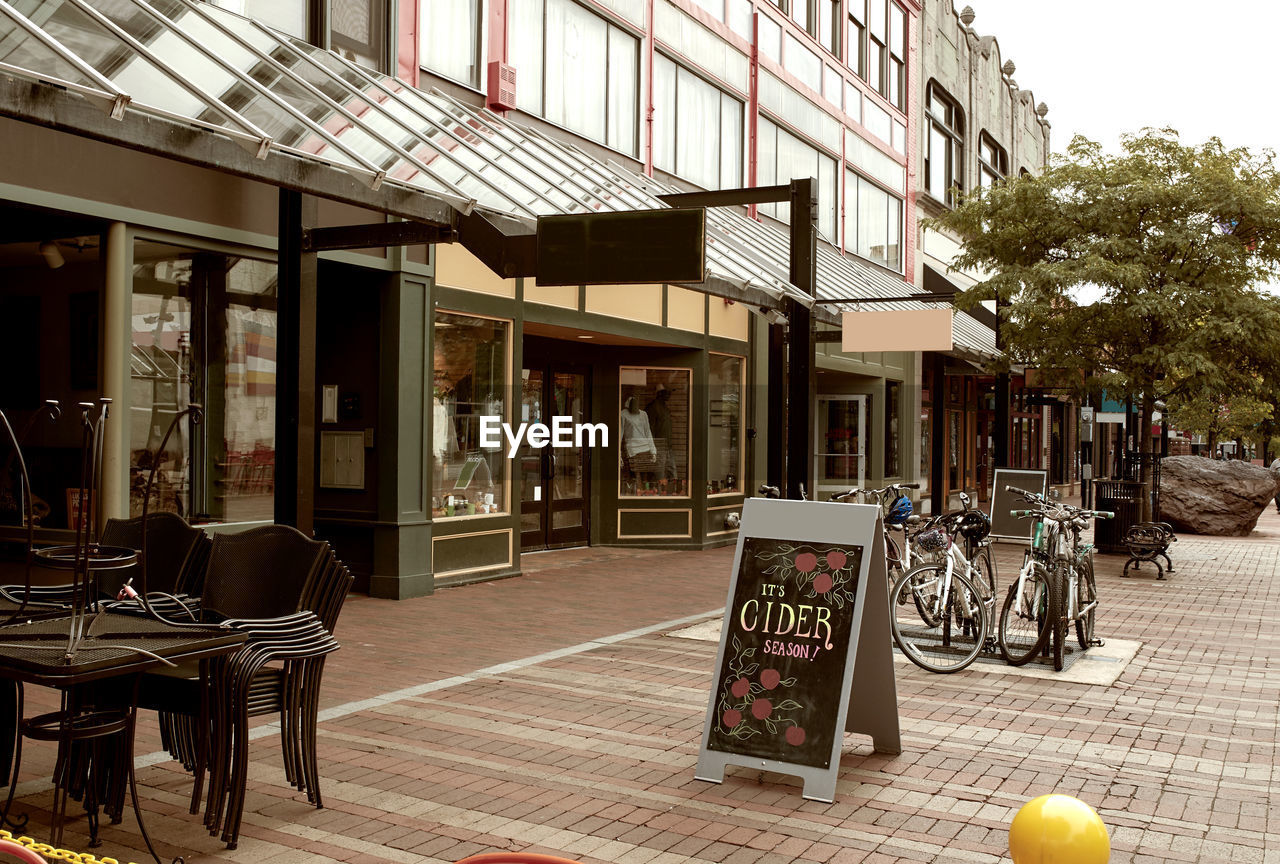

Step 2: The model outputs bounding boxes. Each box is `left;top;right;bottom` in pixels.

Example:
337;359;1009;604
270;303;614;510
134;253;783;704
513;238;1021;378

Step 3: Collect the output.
136;524;353;849
99;511;211;613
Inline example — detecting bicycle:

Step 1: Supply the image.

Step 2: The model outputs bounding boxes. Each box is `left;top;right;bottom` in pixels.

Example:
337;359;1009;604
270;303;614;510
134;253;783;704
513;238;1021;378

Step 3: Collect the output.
1001;486;1111;670
888;494;996;673
830;483;926;581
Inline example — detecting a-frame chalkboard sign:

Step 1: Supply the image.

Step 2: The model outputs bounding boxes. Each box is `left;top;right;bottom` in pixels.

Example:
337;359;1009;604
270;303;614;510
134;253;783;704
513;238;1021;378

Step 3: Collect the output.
695;498;900;803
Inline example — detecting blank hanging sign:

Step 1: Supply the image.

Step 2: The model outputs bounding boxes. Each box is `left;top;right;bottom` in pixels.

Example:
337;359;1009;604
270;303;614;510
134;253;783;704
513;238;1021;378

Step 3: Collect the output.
842;308;953;352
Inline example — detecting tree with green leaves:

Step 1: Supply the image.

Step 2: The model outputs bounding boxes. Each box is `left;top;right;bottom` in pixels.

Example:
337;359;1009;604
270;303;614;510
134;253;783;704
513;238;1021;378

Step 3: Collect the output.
931;128;1280;491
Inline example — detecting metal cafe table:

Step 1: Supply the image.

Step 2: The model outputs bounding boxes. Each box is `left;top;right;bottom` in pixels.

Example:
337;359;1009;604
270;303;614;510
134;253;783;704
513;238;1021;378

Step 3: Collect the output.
0;601;246;863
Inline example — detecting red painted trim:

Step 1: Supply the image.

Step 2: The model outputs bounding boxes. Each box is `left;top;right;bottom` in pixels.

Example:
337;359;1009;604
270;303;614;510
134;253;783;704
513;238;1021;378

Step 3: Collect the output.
644;0;655;176
489;0;509;65
748;10;759;220
398;0;419;85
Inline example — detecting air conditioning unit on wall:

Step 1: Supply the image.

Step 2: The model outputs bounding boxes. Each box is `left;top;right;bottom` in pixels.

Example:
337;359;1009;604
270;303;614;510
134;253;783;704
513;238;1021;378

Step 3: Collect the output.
487;61;517;111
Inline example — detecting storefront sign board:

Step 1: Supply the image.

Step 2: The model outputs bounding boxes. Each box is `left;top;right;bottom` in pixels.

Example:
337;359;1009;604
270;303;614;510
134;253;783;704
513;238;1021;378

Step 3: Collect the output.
989;468;1049;541
535;208;706;286
695;498;899;803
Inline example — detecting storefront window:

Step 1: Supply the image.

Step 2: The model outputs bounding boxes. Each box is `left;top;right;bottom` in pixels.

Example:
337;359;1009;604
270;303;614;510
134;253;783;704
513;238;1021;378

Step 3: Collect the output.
130;242;277;522
708;355;743;495
619;367;690;497
432;313;508;517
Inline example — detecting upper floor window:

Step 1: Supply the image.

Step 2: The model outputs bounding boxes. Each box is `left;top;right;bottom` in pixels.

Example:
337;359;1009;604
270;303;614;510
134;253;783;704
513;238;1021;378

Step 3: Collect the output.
331;0;388;70
925;82;963;206
211;0;389;71
846;1;908;113
509;0;639;157
212;0;308;39
653;55;743;190
978;133;1008;189
420;0;480;85
845;171;903;272
757;117;838;242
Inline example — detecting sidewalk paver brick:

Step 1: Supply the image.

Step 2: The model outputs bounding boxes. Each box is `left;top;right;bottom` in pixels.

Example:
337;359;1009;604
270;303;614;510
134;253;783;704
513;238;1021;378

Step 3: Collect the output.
6;506;1280;863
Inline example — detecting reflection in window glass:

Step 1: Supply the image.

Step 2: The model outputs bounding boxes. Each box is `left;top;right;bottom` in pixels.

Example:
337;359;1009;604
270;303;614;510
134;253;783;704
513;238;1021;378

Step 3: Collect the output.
419;0;478;85
708;356;743;494
620;368;691;497
130;242;278;522
433;313;508;517
331;0;387;71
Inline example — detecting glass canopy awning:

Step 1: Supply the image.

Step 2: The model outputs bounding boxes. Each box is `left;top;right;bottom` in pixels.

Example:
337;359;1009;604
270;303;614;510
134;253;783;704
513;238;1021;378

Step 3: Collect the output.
0;0;992;337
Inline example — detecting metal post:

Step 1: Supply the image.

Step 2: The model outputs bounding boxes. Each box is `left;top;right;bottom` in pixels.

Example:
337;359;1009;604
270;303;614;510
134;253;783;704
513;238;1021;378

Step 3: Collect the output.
930;354;946;515
767;322;786;490
276;189;318;532
787;179;817;500
993;294;1009;469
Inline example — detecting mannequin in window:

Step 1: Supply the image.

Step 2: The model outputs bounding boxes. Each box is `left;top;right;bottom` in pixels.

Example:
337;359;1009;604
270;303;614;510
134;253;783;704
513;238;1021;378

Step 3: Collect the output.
620;396;656;486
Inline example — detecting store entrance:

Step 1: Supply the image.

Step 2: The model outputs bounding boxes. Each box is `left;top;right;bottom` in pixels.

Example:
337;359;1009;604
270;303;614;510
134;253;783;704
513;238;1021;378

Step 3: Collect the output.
519;356;590;551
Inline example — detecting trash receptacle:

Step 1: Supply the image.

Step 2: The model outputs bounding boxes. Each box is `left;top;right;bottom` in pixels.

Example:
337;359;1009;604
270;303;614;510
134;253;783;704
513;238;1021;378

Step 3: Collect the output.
1094;480;1144;554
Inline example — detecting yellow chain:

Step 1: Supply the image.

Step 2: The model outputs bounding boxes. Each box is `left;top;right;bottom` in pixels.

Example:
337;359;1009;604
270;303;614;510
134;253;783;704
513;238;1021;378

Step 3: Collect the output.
0;829;134;864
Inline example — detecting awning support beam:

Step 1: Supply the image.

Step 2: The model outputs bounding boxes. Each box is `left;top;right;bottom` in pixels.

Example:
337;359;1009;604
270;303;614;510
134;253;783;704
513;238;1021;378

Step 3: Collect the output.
303;221;456;252
652;180;817;498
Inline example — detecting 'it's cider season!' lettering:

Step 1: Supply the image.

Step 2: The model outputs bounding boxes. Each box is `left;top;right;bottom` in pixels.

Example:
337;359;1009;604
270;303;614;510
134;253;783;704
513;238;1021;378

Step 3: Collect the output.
738;582;834;651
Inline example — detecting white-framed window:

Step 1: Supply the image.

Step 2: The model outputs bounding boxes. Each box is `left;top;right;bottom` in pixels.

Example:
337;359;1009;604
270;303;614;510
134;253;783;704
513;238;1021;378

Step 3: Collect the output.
844;170;903;272
757;117;838;242
420;0;480;85
508;0;639;156
846;0;908;112
652;54;743;190
978;132;1008;189
925;81;963;206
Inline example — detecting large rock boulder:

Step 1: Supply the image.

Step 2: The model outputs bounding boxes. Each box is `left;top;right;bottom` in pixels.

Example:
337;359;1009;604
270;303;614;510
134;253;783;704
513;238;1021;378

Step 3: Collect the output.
1160;456;1280;536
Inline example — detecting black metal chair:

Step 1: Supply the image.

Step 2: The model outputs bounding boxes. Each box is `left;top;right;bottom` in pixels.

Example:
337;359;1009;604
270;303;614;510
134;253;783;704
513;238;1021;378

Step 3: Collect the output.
137;524;352;849
99;512;210;609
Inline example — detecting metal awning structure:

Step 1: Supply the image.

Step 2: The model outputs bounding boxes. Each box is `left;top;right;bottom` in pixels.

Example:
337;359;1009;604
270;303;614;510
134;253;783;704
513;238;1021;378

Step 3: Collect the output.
0;0;827;313
0;0;1001;518
0;0;988;328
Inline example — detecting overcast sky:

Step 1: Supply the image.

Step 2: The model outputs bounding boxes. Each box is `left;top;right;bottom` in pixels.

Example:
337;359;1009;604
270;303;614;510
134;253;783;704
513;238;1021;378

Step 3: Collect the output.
964;0;1280;156
962;0;1280;296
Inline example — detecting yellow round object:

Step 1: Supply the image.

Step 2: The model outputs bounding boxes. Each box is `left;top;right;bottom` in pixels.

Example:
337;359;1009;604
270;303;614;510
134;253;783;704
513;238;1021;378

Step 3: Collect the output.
1009;794;1110;864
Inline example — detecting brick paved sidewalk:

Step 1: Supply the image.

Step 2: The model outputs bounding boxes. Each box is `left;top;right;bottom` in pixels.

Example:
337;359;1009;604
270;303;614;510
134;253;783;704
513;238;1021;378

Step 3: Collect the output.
11;508;1280;864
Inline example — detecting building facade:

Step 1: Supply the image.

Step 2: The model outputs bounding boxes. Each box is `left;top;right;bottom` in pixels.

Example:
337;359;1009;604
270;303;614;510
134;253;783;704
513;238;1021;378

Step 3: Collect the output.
0;0;1061;598
910;0;1073;508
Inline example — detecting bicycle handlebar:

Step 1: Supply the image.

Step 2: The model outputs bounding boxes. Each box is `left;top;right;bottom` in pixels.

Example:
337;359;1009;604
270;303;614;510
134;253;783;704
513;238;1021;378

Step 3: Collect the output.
1004;485;1042;499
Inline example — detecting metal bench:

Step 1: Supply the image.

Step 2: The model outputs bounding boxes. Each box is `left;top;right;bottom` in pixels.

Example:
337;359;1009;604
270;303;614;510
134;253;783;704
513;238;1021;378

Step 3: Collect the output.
1121;521;1176;580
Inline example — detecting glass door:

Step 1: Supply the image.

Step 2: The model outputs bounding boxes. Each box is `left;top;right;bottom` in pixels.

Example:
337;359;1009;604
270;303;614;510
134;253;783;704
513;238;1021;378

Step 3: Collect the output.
520;366;590;550
814;395;866;499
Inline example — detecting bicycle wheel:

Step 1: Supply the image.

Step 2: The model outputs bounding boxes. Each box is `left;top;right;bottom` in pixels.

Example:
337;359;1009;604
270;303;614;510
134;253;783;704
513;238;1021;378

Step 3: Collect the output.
890;567;987;673
896;562;942;628
972;546;997;611
885;532;904;584
1050;564;1068;672
1075;556;1096;649
998;561;1052;666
